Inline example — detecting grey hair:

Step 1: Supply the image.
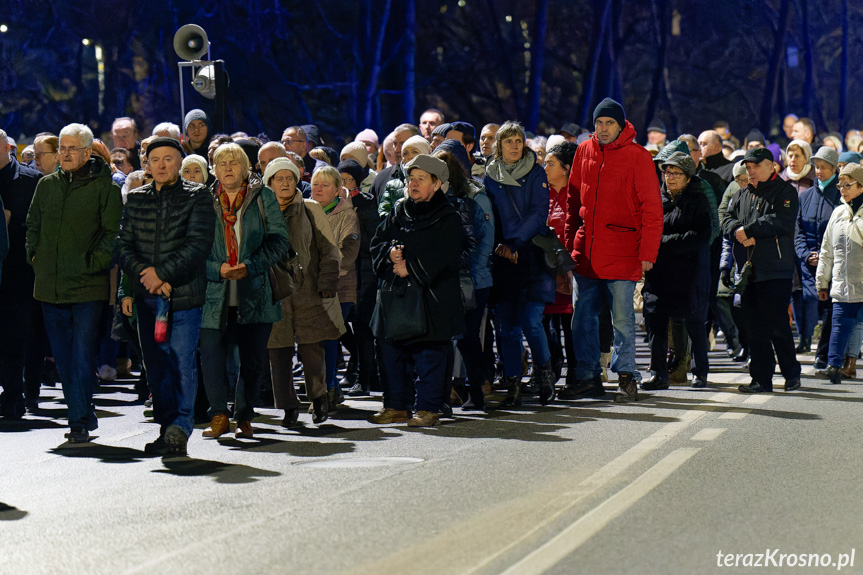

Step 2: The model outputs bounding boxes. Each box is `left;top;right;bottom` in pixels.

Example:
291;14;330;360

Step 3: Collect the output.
59;123;94;148
493;121;526;161
0;129;6;141
152;122;181;139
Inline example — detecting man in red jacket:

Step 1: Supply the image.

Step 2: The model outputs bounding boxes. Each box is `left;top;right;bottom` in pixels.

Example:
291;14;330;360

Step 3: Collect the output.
562;98;664;401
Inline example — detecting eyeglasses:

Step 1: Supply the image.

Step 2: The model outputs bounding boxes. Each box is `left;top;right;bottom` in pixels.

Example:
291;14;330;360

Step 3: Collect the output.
58;146;86;155
341;176;357;187
663;170;685;178
281;139;303;146
113;159;127;166
838;182;859;192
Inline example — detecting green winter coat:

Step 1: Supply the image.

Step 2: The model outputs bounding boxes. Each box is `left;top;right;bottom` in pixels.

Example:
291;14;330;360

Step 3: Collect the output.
201;177;292;330
25;156;122;304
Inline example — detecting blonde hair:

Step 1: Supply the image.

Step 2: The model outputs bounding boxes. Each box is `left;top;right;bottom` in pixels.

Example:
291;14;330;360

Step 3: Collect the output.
210;142;251;179
311;165;342;189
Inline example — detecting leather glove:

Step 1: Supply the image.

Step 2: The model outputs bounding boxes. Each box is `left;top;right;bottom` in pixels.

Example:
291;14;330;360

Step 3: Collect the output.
720;269;734;289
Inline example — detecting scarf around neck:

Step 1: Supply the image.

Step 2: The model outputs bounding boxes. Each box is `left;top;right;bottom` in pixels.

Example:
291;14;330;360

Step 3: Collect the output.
486;151;535;187
218;182;248;266
786;163;812;182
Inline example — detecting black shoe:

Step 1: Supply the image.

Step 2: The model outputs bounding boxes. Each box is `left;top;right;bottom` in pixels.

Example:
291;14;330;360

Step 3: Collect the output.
144;436;171;456
615;373;638;402
726;344;742;358
498;377;523;408
65;429;90;443
689;375;708;389
346;383;369;397
461;396;485;411
738;381;773;394
558;376;606;400
813;358;828;371
733;348;749;362
818;365;842;385
795;338;811;354
312;396;328;424
537;363;555;406
522;377;539;396
640;374;669;391
282;408;300;427
785;378;801;392
440;403;453;418
163;425;188;456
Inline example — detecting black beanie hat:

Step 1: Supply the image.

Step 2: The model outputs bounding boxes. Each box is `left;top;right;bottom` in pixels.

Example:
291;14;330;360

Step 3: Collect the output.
235;139;261;169
337;159;369;188
146;137;185;158
435;139;471;175
593;97;626;129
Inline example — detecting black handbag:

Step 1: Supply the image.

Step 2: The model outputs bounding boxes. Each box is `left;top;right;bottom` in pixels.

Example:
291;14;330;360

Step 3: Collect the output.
502;184;575;275
460;269;477;311
734;246;755;295
531;229;576;275
258;195;304;302
378;276;428;341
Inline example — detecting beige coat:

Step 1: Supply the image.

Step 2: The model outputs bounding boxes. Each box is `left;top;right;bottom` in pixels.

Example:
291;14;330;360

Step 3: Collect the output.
326;196;361;304
267;196;345;348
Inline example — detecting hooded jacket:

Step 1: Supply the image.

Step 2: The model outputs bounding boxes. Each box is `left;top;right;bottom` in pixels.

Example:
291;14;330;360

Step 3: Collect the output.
564;121;663;281
721;173;798;283
25;156;122;304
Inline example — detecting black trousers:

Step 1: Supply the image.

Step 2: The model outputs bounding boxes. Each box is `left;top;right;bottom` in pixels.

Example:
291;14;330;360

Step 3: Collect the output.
645;311;709;380
740;279;801;387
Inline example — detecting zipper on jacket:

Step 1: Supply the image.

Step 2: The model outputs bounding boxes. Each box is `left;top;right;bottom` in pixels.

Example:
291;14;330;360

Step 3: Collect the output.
589;147;605;262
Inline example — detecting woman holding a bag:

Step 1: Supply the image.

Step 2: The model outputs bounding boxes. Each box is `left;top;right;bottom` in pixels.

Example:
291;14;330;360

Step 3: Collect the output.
369;154;464;427
199;143;291;439
483;121;556;408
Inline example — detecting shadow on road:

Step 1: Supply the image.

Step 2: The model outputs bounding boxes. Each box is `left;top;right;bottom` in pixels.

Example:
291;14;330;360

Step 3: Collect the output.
0;502;27;521
50;443;157;463
218;435;357;458
153;457;281;484
0;418;65;433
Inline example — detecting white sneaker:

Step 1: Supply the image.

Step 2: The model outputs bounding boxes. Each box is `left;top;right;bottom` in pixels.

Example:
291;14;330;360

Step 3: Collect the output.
97;365;117;381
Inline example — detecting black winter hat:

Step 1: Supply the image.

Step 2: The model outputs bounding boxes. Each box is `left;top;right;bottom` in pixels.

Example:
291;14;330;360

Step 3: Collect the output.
235;139;260;169
432;123;452;137
302;124;321;148
434;139;471;175
593;98;626;129
647;119;666;134
448;121;475;141
318;146;339;167
146;137;185;158
337;159;369;188
744;129;766;146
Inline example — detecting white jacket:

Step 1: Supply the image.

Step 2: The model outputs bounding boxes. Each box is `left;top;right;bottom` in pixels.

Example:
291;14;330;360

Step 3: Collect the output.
816;200;863;302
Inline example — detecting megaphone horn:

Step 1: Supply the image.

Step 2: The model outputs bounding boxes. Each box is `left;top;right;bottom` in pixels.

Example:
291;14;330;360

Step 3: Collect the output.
173;24;209;61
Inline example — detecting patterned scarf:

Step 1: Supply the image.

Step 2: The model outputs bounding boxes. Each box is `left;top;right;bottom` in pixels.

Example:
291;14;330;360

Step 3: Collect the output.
217;182;247;266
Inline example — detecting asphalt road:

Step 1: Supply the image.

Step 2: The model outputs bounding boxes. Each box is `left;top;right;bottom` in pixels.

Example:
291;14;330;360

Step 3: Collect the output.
1;335;861;575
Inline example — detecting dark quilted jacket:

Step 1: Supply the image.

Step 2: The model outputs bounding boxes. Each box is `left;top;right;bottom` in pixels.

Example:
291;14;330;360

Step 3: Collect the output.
116;177;216;310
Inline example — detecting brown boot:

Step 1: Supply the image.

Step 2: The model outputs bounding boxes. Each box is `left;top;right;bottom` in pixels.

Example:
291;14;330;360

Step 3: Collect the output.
841;356;857;379
615;373;639;403
202;414;230;438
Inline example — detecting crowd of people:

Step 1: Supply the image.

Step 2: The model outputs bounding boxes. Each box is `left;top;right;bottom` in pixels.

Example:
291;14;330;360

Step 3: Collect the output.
1;100;862;455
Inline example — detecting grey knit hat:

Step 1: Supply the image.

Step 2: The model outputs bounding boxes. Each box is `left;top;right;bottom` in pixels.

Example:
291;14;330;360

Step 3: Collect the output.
183;109;209;134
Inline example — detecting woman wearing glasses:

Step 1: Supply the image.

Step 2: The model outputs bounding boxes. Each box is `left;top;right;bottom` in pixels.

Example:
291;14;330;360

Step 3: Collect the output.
641;152;712;391
815;163;863;385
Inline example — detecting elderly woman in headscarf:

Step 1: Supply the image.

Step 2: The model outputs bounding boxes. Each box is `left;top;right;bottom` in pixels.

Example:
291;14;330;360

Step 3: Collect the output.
378;135;432;217
815;163;863;385
781;139;814;194
263;158;344;425
640;152;712;391
199;143;292;439
369;155;464;427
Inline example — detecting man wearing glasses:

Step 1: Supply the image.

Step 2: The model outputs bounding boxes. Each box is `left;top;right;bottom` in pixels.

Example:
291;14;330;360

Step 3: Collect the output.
281;125;325;184
721;147;801;393
25;123;123;443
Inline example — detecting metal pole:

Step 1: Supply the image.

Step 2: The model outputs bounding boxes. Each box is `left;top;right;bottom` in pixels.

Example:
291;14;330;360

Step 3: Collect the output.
178;62;186;128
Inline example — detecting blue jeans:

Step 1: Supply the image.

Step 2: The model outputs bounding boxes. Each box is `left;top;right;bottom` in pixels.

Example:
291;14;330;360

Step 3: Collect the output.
496;299;551;377
379;340;451;412
571;274;637;380
828;302;863;367
136;296;203;438
791;290;819;342
323;302;354;391
42;301;103;432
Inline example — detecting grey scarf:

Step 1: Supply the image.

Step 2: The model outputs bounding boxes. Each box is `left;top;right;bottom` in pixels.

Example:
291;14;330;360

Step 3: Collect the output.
485;149;536;186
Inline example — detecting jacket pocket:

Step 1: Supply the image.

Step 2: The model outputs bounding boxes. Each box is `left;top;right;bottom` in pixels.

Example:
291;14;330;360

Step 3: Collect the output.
606;224;637;233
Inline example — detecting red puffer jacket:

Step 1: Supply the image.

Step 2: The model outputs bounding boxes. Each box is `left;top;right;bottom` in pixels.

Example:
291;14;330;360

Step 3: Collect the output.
564;121;663;282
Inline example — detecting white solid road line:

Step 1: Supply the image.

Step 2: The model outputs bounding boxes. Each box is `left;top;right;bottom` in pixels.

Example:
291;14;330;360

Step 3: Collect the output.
742;394;772;405
500;448;701;575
